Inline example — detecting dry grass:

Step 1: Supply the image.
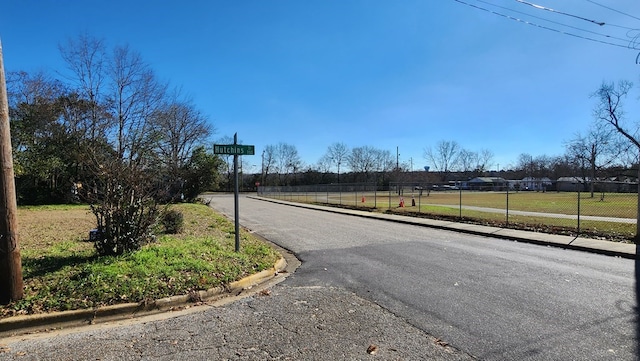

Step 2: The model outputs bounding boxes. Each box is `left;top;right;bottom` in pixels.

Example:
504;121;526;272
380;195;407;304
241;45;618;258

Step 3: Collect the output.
18;205;95;255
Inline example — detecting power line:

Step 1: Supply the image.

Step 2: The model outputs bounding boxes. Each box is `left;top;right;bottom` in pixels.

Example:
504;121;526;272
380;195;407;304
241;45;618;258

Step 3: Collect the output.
452;0;638;50
584;0;640;23
477;0;630;43
515;0;605;26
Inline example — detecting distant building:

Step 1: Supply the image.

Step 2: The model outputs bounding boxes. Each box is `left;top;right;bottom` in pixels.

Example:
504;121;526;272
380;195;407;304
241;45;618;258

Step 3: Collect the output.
519;177;553;191
467;177;508;191
556;177;588;192
556;176;636;193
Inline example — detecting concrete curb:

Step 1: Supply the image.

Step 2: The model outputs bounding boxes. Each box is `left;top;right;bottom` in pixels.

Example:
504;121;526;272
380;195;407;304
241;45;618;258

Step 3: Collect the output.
0;257;287;338
250;196;637;259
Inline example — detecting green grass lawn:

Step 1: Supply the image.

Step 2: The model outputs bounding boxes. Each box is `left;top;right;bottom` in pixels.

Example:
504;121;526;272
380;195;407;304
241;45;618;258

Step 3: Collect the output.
265;190;637;242
1;203;280;318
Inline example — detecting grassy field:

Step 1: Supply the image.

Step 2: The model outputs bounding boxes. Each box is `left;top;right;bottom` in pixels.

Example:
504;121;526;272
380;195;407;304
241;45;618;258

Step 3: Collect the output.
265;190;637;241
1;203;280;318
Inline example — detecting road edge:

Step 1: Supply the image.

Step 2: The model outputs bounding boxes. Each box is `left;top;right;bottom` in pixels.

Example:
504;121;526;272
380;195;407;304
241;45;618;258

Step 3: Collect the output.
249;195;637;259
0;256;289;339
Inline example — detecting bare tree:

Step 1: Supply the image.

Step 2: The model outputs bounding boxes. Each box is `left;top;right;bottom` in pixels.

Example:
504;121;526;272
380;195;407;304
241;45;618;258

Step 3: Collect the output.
108;44;166;162
477;149;494;172
592;80;640;238
151;96;212;199
374;148;395;186
548;154;576;180
58;34;110;141
517;153;535;178
262;144;276;186
262;142;302;186
424;140;460;180
374;149;394;173
348;146;378;182
276;142;302;185
321;142;349;182
152;99;212;173
457;148;493;176
316;154;332;174
566;121;625;197
458;149;478;174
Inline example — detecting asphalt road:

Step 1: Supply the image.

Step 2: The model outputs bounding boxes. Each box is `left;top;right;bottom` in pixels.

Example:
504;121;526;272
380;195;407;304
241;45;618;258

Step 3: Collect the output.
205;194;638;360
1;194;636;360
1;283;473;360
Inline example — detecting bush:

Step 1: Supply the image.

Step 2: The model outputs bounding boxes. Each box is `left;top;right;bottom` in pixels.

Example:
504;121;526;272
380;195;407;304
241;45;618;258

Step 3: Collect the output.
87;159;160;256
162;209;184;234
91;193;159;256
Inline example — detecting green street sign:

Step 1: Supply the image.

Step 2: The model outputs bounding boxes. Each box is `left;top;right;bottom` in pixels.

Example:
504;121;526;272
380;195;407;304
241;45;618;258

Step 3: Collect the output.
214;144;255;155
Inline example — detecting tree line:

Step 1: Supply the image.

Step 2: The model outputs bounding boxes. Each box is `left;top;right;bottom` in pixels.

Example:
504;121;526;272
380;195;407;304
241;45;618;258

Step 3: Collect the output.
248;120;636;190
7;35;221;205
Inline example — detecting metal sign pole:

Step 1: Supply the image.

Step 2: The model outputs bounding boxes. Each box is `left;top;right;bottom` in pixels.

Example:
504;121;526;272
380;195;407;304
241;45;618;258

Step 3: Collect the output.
234;133;240;252
213;134;255;253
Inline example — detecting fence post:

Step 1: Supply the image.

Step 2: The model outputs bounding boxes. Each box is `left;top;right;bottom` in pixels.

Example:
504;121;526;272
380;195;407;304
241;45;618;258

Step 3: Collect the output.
459;187;462;219
506;186;509;225
374;184;377;208
577;190;581;236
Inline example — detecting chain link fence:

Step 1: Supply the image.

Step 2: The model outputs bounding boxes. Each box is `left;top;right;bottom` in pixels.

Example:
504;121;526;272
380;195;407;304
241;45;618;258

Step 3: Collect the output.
258;181;637;242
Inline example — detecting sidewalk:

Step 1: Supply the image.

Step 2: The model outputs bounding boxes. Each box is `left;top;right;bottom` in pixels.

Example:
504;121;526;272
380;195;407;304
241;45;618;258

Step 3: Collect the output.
250;196;637;259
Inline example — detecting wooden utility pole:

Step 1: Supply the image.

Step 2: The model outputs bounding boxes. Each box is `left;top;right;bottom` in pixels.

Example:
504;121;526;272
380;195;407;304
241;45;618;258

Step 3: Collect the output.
0;39;23;304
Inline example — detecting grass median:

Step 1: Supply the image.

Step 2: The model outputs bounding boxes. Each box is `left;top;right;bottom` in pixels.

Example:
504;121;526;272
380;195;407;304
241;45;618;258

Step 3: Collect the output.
1;203;280;318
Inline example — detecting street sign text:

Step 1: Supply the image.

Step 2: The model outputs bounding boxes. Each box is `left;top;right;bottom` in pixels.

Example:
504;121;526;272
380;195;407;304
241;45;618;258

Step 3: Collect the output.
214;144;255;155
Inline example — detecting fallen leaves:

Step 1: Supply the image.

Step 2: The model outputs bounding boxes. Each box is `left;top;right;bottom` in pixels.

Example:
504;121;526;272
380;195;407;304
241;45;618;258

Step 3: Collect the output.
259;289;272;296
435;338;449;347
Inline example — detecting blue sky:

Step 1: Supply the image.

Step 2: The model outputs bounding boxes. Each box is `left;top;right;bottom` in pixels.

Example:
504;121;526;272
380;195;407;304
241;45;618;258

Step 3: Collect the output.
1;1;640;173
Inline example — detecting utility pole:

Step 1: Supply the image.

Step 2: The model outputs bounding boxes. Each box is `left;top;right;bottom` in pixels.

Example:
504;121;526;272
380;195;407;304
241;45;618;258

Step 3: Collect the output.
0;39;23;304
